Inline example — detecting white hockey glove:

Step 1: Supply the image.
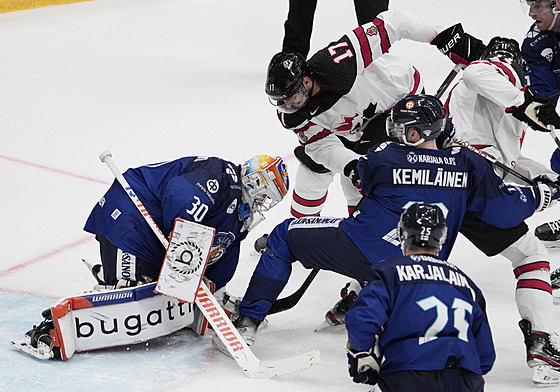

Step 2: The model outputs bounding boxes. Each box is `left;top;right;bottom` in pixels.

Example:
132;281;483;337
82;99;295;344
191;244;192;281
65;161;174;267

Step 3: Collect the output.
533;180;560;212
346;343;380;385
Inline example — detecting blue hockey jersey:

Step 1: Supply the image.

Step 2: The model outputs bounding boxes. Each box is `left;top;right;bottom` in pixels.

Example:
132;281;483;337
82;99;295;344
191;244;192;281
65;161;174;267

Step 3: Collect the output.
340;142;537;264
84;156;248;289
346;254;496;375
522;23;560;99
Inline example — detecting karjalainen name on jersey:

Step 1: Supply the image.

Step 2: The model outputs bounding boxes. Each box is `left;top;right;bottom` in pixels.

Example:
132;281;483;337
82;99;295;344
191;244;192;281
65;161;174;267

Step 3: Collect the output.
393;168;468;188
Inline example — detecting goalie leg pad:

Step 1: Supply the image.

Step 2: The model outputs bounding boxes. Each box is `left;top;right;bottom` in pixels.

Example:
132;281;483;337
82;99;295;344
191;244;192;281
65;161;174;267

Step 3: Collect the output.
13;283;196;360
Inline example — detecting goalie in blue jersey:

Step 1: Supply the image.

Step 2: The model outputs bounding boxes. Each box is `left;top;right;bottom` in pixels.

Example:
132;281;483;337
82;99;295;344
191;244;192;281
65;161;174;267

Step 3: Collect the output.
345;203;494;391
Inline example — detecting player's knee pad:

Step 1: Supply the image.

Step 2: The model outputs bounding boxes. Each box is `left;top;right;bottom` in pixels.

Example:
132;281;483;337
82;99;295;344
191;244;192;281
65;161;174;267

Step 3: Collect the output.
291;165;335;217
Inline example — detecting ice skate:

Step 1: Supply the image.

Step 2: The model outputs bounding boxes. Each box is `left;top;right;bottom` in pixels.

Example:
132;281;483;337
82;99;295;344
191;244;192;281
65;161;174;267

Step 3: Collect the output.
519;319;560;386
11;309;60;360
535;220;560;243
212;314;263;357
315;280;361;331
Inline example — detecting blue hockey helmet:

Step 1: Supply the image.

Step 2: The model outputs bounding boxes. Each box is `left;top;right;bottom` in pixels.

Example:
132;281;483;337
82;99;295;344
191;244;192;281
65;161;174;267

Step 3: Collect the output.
398;203;448;251
386;95;447;146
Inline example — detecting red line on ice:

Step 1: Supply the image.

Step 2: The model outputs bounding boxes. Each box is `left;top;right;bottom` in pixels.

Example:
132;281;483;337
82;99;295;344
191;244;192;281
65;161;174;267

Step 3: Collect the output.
0;236;93;278
0;154;111;185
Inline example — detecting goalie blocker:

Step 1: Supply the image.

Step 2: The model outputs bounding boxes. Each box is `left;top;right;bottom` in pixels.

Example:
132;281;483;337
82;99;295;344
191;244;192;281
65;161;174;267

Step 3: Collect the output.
11;281;214;360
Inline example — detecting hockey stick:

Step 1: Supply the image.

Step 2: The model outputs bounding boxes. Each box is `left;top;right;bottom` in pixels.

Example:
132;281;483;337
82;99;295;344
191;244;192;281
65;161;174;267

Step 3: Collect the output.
268;268;319;314
451;137;536;185
269;63;468;315
435;63;465;100
99;150;319;378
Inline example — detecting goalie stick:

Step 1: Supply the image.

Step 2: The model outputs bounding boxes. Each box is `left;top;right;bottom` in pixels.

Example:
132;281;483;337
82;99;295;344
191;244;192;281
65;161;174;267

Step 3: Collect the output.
99;150;319;378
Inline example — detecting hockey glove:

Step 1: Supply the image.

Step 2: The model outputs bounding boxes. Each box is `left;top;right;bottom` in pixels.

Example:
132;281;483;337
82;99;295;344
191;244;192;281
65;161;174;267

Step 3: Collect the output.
510;88;557;132
431;23;485;65
533;181;560;212
344;159;361;191
346;344;380;385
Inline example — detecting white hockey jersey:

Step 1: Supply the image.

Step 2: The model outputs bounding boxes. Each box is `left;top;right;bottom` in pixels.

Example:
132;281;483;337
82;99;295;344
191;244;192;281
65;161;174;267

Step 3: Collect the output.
447;56;555;183
277;10;441;174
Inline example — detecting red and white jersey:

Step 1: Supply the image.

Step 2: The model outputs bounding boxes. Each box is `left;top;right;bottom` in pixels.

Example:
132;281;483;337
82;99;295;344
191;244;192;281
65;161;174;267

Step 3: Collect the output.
277;10;440;173
447;56;554;182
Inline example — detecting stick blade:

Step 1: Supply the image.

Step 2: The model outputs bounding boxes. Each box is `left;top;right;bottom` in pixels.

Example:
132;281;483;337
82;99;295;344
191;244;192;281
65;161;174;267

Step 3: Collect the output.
251;349;320;378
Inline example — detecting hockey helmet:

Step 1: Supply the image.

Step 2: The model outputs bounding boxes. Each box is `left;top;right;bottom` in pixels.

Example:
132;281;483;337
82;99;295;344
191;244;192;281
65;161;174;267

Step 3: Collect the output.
481;37;522;66
386;94;446;146
397;203;448;251
240;155;289;215
265;52;311;114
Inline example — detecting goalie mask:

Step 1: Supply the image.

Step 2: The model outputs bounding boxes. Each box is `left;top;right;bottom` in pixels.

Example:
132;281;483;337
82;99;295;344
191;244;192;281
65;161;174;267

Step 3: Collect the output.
398;203;448;252
240;155;289;227
386;95;446;147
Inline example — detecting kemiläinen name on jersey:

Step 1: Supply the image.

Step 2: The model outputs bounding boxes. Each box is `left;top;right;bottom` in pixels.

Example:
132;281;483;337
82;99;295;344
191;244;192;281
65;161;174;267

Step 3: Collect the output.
393;168;468;188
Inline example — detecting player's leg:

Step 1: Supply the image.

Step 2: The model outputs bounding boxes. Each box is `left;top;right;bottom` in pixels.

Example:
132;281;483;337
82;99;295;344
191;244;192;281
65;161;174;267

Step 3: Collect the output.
353;0;389;26
290;163;335;218
460;213;557;370
281;0;318;58
97;234;160;287
216;217;371;352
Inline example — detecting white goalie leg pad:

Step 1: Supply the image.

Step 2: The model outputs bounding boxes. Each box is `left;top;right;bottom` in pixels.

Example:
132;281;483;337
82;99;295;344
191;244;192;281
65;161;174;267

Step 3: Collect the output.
501;231;553;333
49;283;195;360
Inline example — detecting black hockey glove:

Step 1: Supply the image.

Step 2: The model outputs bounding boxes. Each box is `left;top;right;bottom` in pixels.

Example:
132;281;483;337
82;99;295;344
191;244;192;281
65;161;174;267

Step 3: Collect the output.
293;146;331;174
510;88;557;132
344;159;361;190
431;23;485;65
346;344;380;385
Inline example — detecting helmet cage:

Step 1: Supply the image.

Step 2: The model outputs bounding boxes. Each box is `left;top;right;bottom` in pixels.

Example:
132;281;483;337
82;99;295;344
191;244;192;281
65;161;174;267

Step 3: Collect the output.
241;156;289;215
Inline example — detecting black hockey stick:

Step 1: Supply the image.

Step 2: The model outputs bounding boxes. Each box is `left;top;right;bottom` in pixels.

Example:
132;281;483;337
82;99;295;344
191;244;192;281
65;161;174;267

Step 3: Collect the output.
452;137;536;185
268;63;468;315
435;63;465;100
268;268;320;314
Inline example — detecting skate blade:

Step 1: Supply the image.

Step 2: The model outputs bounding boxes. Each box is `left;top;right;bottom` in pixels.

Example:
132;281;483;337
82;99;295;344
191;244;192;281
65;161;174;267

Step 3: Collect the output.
542;241;560;249
532;365;560;386
10;338;54;360
314;320;340;332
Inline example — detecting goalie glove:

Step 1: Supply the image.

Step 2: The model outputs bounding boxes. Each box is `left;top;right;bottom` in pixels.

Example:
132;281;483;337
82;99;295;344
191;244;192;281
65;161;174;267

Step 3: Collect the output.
510;88;558;132
533;179;560;212
430;23;485;65
346;343;380;385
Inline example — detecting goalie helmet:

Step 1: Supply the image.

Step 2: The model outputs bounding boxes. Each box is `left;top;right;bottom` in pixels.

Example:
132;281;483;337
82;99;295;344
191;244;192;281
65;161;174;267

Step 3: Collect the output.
265;52;311;114
481;37;522;66
386;94;446;146
398;203;448;251
240;155;289;216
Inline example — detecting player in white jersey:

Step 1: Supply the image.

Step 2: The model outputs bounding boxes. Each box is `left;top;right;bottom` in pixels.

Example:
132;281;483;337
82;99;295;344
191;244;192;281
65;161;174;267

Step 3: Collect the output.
445;36;558;183
265;10;485;218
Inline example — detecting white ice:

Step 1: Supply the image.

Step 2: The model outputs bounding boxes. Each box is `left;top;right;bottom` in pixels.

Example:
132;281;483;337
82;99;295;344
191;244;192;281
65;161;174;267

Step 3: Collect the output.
1;0;560;390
